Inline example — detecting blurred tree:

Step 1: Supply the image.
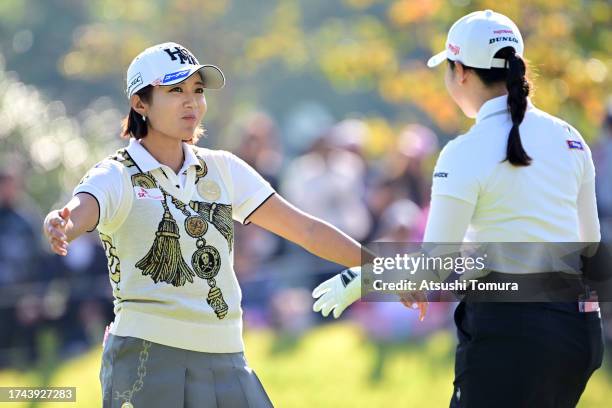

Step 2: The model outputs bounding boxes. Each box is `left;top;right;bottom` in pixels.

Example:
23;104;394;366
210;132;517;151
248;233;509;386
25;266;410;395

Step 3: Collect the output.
0;0;609;208
0;65;122;210
57;0;610;138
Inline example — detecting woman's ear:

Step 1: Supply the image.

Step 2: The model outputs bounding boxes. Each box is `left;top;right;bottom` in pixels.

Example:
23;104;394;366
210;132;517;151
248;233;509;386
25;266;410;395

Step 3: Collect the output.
454;62;469;85
130;94;148;117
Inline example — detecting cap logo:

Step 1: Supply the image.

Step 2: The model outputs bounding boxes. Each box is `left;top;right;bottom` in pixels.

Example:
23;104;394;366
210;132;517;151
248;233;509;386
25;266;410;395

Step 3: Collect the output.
127;72;143;95
493;29;513;34
489;36;519;45
448;43;460;55
162;69;190;84
163;46;198;65
566;140;584;150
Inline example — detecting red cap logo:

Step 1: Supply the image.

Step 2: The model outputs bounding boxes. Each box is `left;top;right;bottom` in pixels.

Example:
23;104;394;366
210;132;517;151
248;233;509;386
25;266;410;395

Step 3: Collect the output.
448;43;460;55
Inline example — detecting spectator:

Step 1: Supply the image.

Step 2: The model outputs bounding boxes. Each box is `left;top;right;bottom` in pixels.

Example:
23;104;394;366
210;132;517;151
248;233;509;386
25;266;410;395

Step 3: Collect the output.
0;167;42;285
0;167;42;367
281;122;372;242
593;99;612;241
381;124;439;207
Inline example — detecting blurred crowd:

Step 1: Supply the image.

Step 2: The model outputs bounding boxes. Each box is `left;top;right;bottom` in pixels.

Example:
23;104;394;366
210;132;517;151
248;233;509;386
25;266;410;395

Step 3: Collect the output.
0;167;113;369
1;102;612;378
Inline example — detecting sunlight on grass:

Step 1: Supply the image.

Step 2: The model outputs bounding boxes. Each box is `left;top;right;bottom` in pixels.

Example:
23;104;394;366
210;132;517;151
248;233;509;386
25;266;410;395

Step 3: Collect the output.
0;324;609;407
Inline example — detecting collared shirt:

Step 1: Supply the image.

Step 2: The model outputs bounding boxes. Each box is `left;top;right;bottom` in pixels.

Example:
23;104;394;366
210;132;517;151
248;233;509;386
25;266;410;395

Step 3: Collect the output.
72;139;275;352
430;94;598;243
475;94;533;124
126;138;200;189
74;139;275;232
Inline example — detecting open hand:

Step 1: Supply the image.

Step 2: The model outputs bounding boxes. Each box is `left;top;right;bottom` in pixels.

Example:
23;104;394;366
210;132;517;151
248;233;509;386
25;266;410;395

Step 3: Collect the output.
43;207;71;256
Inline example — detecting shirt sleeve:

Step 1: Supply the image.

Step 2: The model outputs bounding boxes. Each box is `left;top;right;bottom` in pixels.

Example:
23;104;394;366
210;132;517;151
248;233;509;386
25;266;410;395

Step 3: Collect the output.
566;123;596;185
423;195;475;242
73;160;127;232
431;140;480;205
582;140;596;185
577;178;601;242
224;152;275;225
419;195;476;283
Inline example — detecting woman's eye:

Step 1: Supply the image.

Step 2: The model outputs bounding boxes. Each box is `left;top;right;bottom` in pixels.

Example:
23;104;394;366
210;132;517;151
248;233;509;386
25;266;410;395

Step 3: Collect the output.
195;88;204;93
170;87;182;92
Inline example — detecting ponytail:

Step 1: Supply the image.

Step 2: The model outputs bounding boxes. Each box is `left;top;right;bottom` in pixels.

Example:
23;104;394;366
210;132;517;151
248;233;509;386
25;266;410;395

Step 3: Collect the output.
447;47;533;167
505;52;531;166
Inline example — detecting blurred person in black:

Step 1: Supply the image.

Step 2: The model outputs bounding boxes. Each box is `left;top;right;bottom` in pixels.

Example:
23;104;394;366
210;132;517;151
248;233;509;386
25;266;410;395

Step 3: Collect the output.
593;100;612;242
364;124;438;243
593;100;612;371
233;112;284;275
235;112;283;191
0;166;43;367
232;112;286;328
0;167;41;285
383;124;439;208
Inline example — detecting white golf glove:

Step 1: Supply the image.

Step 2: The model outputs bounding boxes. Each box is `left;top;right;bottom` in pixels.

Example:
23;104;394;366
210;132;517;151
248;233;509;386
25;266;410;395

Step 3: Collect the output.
312;266;361;318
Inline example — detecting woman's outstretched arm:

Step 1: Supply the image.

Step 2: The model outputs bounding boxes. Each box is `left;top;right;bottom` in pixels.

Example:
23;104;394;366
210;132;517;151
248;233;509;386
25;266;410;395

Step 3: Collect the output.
43;193;99;255
247;193;362;268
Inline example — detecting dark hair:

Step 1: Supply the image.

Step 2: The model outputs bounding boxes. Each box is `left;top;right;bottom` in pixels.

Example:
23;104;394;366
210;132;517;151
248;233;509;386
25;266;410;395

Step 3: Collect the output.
120;85;204;144
121;85;154;140
449;47;532;166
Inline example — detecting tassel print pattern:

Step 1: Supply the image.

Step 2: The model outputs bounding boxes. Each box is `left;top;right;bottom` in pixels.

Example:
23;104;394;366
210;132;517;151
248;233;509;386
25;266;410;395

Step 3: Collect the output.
135;196;195;287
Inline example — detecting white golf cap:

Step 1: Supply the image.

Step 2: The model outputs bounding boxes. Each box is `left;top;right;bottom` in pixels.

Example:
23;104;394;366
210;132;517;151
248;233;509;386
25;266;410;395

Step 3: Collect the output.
126;42;225;98
427;10;524;69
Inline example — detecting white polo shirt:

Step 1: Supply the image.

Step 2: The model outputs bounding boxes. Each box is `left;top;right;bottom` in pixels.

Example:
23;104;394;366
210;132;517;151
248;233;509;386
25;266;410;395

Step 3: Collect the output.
74;138;275;352
431;95;597;243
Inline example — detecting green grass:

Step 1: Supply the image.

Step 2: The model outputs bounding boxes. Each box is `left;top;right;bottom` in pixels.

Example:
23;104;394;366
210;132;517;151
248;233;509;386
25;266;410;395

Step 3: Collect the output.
0;324;610;407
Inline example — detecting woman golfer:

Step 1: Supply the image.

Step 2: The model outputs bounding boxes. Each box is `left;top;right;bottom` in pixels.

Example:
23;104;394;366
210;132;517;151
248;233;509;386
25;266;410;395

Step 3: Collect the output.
313;10;603;407
43;42;366;408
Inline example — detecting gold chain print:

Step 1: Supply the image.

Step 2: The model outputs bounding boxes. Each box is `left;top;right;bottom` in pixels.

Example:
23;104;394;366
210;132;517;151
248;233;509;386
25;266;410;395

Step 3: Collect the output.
114;340;151;408
171;196;229;320
111;149;232;320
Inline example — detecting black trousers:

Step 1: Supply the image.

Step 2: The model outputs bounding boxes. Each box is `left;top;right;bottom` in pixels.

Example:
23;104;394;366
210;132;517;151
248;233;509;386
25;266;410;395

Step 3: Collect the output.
450;301;604;408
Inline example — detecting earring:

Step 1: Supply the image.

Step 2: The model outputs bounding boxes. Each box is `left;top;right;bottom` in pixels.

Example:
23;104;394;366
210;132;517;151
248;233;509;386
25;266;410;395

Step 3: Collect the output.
142;115;146;122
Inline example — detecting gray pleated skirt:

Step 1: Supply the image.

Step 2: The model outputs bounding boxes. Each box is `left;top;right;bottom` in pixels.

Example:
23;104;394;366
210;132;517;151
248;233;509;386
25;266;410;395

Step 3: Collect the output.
100;334;274;408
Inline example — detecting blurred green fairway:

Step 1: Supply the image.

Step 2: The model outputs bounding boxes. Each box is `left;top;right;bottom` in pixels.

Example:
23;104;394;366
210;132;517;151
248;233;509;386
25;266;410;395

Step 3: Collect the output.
0;323;610;407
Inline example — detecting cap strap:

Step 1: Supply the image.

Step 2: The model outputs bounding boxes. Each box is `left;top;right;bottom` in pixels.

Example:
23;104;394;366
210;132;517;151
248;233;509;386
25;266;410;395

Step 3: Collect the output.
491;58;508;68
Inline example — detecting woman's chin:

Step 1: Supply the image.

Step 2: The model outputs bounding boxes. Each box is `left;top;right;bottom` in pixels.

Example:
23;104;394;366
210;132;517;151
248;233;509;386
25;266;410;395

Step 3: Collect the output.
177;129;195;141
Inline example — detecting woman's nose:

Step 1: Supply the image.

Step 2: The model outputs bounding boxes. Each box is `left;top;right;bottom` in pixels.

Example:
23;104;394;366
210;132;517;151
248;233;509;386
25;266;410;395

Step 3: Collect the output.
183;94;197;108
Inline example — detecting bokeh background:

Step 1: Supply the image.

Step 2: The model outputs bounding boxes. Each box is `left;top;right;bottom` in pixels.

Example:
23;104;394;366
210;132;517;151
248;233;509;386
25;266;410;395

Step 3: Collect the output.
0;0;611;406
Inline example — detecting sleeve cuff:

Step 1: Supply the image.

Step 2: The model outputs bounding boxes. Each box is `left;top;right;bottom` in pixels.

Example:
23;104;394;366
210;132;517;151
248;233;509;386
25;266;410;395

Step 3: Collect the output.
234;188;276;225
73;187;103;232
